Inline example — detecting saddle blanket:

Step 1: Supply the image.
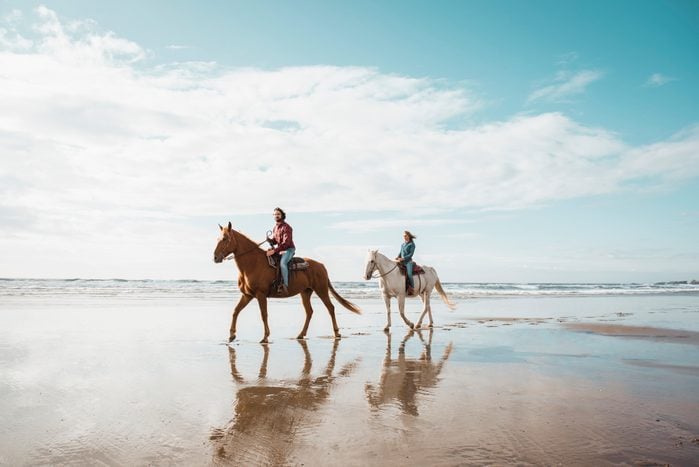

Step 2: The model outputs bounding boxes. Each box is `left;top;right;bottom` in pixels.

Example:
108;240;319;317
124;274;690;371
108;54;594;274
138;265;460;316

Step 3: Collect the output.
267;255;310;271
398;263;425;275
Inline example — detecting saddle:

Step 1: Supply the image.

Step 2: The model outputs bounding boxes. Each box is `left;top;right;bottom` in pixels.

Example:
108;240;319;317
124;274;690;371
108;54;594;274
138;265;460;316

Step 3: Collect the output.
398;262;425;296
267;255;309;271
267;254;310;296
398;263;425;275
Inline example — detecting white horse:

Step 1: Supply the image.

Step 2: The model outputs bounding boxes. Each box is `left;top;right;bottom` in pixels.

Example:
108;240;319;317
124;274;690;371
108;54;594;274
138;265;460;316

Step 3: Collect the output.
364;250;456;331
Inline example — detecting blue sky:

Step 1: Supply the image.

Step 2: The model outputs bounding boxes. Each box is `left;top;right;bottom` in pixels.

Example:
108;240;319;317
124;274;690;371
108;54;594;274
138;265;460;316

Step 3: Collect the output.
0;1;697;281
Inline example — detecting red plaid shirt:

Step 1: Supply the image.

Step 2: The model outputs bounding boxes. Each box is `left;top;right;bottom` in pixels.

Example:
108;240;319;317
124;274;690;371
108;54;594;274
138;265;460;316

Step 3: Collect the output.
272;221;295;253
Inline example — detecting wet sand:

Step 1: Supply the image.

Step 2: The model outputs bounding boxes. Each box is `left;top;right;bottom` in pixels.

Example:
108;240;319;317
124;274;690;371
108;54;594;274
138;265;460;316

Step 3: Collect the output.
564;322;699;345
1;295;698;465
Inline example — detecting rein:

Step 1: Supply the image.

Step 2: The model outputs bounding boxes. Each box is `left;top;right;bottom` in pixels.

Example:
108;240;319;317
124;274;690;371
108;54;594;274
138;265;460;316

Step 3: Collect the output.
223;237;269;261
371;262;399;278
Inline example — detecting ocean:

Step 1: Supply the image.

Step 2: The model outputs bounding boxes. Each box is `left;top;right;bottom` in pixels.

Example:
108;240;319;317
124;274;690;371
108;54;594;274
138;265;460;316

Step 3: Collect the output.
1;277;698;301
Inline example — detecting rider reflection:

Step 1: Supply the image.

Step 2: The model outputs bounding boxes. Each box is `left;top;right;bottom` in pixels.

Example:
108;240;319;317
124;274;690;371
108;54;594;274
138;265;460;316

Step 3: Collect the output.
365;329;453;416
211;341;358;465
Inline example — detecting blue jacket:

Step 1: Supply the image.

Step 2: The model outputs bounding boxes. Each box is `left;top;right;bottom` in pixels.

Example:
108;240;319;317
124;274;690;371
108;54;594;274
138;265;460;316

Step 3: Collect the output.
399;241;415;263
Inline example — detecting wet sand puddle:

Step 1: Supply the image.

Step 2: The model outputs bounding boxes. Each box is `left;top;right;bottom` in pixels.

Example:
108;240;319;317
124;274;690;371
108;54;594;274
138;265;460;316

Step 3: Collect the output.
207;324;699;466
2;296;699;465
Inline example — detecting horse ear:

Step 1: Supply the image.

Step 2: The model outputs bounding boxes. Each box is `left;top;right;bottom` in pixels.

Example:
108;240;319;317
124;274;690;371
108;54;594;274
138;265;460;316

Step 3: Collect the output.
227;221;232;231
218;224;223;230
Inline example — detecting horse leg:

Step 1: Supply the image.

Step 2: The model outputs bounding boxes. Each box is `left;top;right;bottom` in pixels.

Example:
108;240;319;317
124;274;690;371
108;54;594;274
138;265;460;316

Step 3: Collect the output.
425;292;434;327
383;293;392;332
397;294;414;330
256;293;271;344
229;294;253;342
316;286;341;339
415;293;428;329
298;289;314;339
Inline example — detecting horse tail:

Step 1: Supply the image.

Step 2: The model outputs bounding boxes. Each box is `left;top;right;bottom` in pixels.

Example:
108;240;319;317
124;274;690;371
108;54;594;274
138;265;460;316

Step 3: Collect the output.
435;279;456;311
328;281;362;314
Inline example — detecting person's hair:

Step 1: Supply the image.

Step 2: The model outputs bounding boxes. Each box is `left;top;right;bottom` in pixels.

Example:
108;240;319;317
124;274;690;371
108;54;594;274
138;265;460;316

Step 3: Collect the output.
404;230;416;240
274;207;286;220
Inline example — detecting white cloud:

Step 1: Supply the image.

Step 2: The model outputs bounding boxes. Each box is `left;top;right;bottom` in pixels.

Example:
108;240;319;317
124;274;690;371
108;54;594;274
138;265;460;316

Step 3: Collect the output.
1;8;698;279
528;69;603;103
644;72;676;87
330;218;472;233
31;5;146;63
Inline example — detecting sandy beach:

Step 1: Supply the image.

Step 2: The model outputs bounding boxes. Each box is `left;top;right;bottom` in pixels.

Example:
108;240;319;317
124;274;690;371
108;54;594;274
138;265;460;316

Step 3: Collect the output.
1;292;698;466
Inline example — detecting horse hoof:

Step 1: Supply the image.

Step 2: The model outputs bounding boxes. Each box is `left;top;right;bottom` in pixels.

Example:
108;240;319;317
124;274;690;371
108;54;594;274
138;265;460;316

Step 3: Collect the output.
409;323;415;330
260;338;268;344
429;324;433;328
296;334;305;340
383;327;390;333
415;324;422;329
334;333;341;339
228;335;236;343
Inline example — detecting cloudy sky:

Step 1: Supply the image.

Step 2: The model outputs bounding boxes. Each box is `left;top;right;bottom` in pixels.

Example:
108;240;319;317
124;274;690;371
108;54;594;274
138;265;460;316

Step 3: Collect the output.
1;1;698;282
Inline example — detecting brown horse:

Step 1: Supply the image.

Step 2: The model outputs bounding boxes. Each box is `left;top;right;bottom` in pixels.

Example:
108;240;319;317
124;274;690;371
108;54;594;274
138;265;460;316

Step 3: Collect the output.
213;222;361;343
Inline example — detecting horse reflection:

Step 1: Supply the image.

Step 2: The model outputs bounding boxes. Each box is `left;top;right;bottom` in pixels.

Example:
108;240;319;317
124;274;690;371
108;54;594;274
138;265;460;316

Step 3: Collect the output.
211;340;357;465
365;329;452;416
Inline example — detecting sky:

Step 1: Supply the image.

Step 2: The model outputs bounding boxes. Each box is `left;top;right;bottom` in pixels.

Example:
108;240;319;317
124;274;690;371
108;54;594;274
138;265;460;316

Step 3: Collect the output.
0;0;698;282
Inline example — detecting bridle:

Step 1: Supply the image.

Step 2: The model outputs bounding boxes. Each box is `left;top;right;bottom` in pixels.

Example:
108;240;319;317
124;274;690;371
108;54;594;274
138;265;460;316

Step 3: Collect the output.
222;232;271;261
367;257;398;279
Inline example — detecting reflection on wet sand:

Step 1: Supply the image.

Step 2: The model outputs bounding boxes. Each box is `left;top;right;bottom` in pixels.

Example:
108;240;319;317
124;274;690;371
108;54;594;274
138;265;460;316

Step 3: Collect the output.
210;340;358;465
365;329;453;416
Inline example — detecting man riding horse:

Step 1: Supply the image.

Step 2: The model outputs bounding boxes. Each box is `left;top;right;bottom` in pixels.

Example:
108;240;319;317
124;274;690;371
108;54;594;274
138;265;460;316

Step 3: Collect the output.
266;207;295;294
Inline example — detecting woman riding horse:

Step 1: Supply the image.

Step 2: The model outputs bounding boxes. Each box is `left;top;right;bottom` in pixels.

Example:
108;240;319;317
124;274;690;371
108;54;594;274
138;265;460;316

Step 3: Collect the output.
396;231;417;294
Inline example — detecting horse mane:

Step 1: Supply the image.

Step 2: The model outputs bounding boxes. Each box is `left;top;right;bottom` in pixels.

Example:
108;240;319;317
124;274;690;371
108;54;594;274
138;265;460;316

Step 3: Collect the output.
231;228;263;253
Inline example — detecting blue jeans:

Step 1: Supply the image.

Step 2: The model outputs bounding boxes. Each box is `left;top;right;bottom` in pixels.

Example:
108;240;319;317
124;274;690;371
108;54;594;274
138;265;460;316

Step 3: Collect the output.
280;248;296;287
405;261;414;288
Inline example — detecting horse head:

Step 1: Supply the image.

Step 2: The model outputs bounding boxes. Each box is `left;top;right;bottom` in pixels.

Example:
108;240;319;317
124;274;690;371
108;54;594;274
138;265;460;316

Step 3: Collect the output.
364;249;379;280
213;222;237;263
